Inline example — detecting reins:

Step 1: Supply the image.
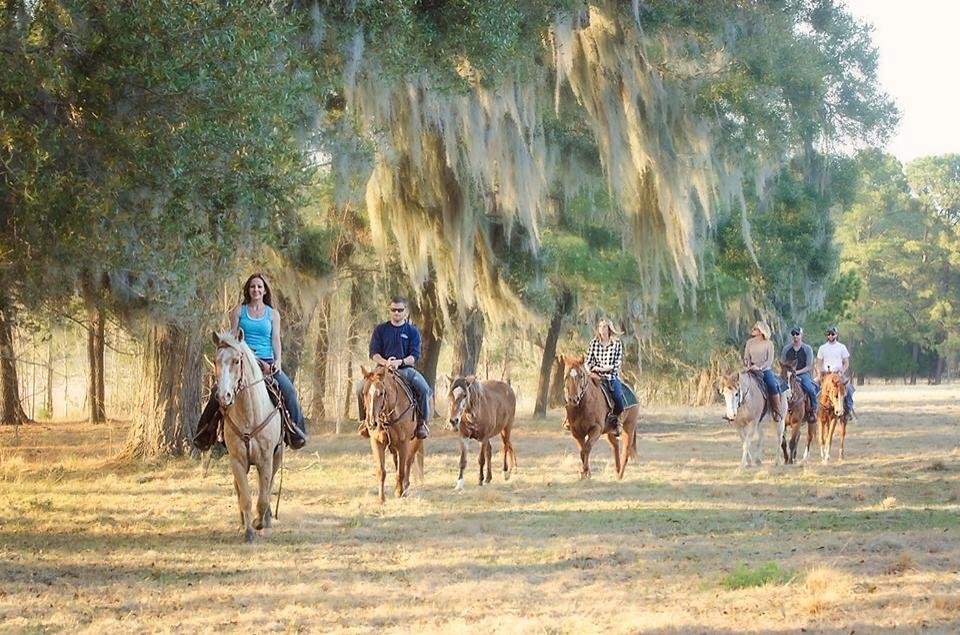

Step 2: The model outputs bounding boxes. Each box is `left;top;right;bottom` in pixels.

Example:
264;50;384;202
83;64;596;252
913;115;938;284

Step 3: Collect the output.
367;372;416;432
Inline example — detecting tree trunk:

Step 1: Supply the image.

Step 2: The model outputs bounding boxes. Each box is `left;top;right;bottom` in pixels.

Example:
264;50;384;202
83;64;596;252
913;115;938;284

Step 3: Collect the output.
275;290;306;382
311;293;331;422
45;335;53;418
125;324;202;458
341;278;363;426
451;307;484;376
930;352;945;385
412;276;443;388
547;355;565;409
86;305;106;422
0;293;29;425
909;342;920;385
534;289;573;418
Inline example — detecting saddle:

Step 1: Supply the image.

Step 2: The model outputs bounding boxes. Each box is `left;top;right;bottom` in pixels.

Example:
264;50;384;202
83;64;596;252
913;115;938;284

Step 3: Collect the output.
595;378;639;410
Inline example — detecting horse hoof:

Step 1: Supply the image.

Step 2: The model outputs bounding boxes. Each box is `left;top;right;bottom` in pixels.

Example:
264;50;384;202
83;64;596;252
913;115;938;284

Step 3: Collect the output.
454;479;464;491
244;528;255;543
503;471;511;481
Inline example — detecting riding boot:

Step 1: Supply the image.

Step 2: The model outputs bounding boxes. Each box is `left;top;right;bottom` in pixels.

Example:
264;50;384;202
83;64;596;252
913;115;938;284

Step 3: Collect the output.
605;412;622;437
193;409;222;452
287;424;307;450
805;405;817;424
769;393;783;422
414;419;429;440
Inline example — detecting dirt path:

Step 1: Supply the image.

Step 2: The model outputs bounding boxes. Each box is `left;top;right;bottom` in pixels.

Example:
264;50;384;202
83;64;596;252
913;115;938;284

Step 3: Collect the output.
1;384;958;633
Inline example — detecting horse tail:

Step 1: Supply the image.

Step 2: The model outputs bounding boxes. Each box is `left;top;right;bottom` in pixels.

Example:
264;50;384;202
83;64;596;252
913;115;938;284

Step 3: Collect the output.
629;423;638;460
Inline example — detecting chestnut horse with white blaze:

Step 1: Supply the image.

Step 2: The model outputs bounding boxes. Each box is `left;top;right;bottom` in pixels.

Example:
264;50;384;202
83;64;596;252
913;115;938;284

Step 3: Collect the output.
446;376;517;490
561;356;638;480
779;362;814;464
360;366;425;504
719;370;786;468
212;330;283;543
816;373;848;463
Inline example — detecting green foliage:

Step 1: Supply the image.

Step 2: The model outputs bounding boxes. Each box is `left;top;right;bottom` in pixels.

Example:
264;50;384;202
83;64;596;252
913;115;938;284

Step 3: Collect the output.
1;1;314;323
721;561;794;590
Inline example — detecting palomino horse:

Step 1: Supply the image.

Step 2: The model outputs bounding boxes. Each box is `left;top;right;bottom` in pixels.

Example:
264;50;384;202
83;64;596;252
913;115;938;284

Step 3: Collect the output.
212;330;283;543
816;373;847;463
719;371;786;468
779;362;814;464
561;356;638;480
360;366;425;504
447;376;517;490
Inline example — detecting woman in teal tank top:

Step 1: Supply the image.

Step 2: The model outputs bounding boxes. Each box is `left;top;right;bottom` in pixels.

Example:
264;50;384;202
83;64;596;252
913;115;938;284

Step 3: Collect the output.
195;273;306;450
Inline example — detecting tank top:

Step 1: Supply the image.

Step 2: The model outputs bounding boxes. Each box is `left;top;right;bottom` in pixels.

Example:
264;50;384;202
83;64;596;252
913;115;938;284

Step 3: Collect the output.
238;304;274;360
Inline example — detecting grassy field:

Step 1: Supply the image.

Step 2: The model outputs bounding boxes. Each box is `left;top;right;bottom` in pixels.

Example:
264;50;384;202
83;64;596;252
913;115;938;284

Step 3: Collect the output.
1;384;959;633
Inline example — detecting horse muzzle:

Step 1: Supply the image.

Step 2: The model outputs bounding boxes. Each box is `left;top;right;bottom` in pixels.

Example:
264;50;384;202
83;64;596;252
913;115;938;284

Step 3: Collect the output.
217;390;235;408
449;419;460;431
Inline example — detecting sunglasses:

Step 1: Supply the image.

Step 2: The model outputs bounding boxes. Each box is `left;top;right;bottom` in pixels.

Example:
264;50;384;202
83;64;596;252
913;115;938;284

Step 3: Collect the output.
790;331;801;336
826;332;836;336
390;307;405;313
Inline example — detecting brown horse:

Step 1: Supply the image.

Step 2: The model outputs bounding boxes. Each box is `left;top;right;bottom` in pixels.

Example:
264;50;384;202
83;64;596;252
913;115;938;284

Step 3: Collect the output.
446;376;517;489
212;330;283;543
561;356;638;480
360;366;425;504
778;362;814;464
816;372;847;463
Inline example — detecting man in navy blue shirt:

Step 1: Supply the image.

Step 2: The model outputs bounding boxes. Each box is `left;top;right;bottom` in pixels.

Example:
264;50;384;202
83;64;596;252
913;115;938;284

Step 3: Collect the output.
366;295;432;439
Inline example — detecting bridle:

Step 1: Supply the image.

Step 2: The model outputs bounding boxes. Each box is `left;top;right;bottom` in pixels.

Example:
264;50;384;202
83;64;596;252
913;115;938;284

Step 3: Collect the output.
216;342;280;460
564;365;589;407
722;372;757;422
819;372;845;413
365;370;415;432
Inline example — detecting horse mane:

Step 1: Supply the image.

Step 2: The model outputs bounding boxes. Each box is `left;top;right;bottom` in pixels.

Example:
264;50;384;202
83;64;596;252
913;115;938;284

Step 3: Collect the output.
214;330;263;382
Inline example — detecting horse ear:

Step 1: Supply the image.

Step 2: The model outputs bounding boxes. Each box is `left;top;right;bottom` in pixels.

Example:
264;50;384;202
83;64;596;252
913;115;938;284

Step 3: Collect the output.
360;365;369;378
211;331;221;347
236;327;244;342
579;354;586;364
465;374;476;383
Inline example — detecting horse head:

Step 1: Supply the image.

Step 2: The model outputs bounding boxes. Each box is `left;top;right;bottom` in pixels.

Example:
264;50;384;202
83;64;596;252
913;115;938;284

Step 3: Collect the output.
361;365;401;429
718;371;743;421
562;355;589;407
212;329;261;408
447;375;481;432
820;373;846;417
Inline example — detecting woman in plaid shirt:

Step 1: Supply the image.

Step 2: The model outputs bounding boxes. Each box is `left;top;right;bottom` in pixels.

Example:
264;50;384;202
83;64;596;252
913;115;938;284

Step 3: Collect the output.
586;318;624;437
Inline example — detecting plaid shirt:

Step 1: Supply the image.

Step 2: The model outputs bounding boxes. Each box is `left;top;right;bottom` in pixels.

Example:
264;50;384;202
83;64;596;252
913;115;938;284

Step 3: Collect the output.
586;337;623;379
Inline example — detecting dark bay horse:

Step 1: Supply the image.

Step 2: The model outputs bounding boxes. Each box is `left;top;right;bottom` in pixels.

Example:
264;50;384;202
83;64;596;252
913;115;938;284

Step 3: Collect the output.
360;366;425;504
212;330;283;542
447;376;517;489
816;373;847;463
561;356;638;480
779;362;814;464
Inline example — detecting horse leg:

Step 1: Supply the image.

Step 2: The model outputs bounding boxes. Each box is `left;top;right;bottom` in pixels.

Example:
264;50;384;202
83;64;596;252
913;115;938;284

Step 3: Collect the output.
839;418;847;461
772;415;785;466
501;426;514;481
753;418;766;466
254;450;274;535
395;444;407;498
738;424;752;469
477;439;486;486
803;419;816;462
606;433;622;480
371;436;386;504
484;439;493;484
582;428;602;480
229;457;255;543
571;431;588;480
455;436;467;490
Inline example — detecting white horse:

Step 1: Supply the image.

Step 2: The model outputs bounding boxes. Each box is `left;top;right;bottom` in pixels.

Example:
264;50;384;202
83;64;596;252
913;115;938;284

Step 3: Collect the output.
213;330;283;542
720;371;787;468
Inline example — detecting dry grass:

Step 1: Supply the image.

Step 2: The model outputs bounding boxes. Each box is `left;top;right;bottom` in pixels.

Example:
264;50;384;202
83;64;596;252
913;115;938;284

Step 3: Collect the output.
1;384;959;633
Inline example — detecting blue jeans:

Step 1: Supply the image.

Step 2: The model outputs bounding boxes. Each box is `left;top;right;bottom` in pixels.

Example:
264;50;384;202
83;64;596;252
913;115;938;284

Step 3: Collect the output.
263;361;304;433
797;372;818;411
844;381;854;415
397;366;431;421
761;369;782;395
605;377;625;416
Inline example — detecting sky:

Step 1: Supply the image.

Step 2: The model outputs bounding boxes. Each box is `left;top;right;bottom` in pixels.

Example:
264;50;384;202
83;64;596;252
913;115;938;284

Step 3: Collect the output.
843;0;960;163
